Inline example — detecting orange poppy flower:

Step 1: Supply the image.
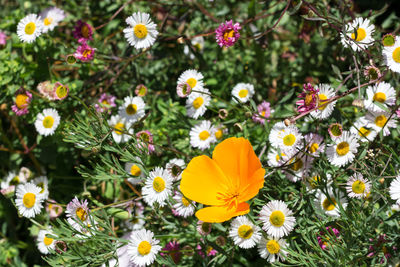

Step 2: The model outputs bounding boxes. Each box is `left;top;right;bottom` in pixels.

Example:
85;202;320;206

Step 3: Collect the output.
180;137;265;223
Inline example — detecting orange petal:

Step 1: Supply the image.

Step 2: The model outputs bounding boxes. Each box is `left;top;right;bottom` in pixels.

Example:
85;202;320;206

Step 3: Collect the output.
195;202;250;223
180;155;229;206
238;168;265;203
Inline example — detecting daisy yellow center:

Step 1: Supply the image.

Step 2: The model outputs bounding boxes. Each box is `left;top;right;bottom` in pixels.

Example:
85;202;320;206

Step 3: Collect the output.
392;47;400;63
153;176;165;192
140;132;150;142
126;104;137;115
10;176;20;186
138;241;151;256
309;176;320;188
305;93;313;106
309;143;319;153
114;122;124;135
23;193;36;208
318;94;328;110
76;207;87;221
44;236;54;246
43;116;54;129
269;210;285;227
199;130;210;141
239;89;248;98
134;24;148;39
192;97;204;109
322;197;337;211
186;78;197;89
266;240;280;254
261;110;266;117
223;30;235;41
102;100;109;105
25;22;36;35
352;180;366;194
336;142;349;156
351;28;366;42
83;49;92;58
373;92;386;103
237;225;253;239
15;94;29;109
275;152;286;162
206;246;214;254
291;158;303;171
130;165;141;176
56;85;68;99
182;197;190;207
37;182;45;194
358;127;371;137
81;25;90;38
215;129;223;140
375;115;387;128
283;134;296;146
138;86;147;96
44;17;53;26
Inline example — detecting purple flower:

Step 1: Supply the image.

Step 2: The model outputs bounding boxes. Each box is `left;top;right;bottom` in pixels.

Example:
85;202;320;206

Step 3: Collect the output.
0;31;7;46
317;226;340;250
94;93;116;114
161;241;181;264
74;42;95;62
296;83;319;114
136;130;155;154
11;89;32;116
215;20;241;48
396;109;400;119
252;101;272;124
73;20;93;43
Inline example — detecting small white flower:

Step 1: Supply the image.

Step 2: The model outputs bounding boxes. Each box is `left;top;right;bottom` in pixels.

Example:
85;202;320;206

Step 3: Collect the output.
340;17;375;51
186;88;211;119
172;190;195;218
165;158;185;182
32;176;49;200
189;120;216;150
177;69;204;92
229;216;261;249
258;236;287;263
326;131;359;167
142;167;173;207
15;183;44;218
259;200;296;239
37;229;56;254
119;96;146;123
34;108;61;136
315;188;347;217
123;12;158;49
283;154;313;183
231;83;254;103
183;36;204;59
345;173;371;198
364;82;396;112
389;176;400;204
310;84;336;120
350;117;377;142
40;7;65;33
266;147;290;167
127;229;162;267
383;36;400;73
17;14;43;43
65;197;91;232
304;133;325;157
1;171;27;190
108;115;133;143
125;159;145;185
270;124;303;153
365;111;397;137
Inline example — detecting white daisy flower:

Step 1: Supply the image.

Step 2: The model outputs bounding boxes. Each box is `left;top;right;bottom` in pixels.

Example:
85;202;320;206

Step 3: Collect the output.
364;82;396;112
40;7;65;33
177;69;204;92
165;158;185;182
34;108;61;136
37;229;56;254
387;203;400;217
185;88;211;119
119;96;146;123
231;83;255;103
125;160;145;185
32;176;49;200
266;147;290;167
340;17;375;51
326;131;359;167
304;133;325;156
389;176;400;204
315;188;347;217
229;216;261;249
258;237;287;263
189;120;216;150
283;154;313;183
383;36;400;73
123;12;158;49
15;183;44;218
65;197;91;232
17;14;43;43
259;200;296;239
1;171;27;190
268;122;286;146
365;111;397;137
127;229;162;267
271;125;303;153
213;125;228;141
125;202;146;231
345;173;371;199
350;117;377;142
108;115;133;143
310;84;336;120
172;190;195;218
142;167;173;207
183;36;205;59
305;173;332;191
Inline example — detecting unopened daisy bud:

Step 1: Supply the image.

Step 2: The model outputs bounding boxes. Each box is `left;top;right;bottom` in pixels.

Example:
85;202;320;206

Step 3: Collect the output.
352;99;364;108
182;245;194;256
364;65;381;80
177;37;185;44
216;236;226;247
379;178;385;184
135;84;148;97
245;111;252;117
233;122;242;132
284;119;291;126
328;123;343;139
53;82;69;100
55;240;67;254
382;33;395;47
66;54;76;64
177;82;192;98
218;109;228;119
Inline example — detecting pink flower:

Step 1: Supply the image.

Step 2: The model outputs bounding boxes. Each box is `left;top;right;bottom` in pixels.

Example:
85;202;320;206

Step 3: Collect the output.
396;109;400;119
0;31;7;46
328;123;343;139
11;89;32;116
135;84;148;97
37;81;57;100
176;82;192;98
196;220;211;236
136;130;155;154
73;20;93;43
74;42;95;62
161;241;181;264
46;199;64;219
196;244;218;258
94;93;116;114
252;101;272;124
53;82;69;100
317;226;340;250
296;83;319;114
215;20;241;48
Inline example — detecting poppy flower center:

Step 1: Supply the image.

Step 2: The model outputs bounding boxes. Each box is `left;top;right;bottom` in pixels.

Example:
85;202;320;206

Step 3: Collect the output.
153;177;165;192
181;196;190;207
15;94;29;109
215;129;223;140
76;207;87;221
43;116;54;129
266;240;280;254
358;127;371;137
130;165;141;176
322;197;336;211
134;24;148;39
44;17;53;26
238;89;248;98
237;225;253;239
336;142;349;156
56;85;68;99
351;28;366;42
373;92;386;103
283;134;296;146
199;130;210;141
126;104;137;115
44;236;54;246
138;240;151;255
269;210;285;227
223;30;235;41
352;180;365;194
114;122;124;135
192;97;204;109
186;78;197;89
25;22;36;35
392;47;400;63
375;115;387;128
23;193;36;208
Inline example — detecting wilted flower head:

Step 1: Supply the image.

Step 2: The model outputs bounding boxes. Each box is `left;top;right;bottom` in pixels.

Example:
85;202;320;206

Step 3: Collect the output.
252;101;272;124
296;83;319;113
177;82;192;98
94;93;116;114
135;84;148;97
364;65;381;81
0;31;7;45
317;226;340;250
328;123;343;139
382;33;395;47
215;20;241;48
74;42;95;62
218;109;228;119
37;81;57;100
11;89;32;116
73;20;93;43
197;220;212;236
